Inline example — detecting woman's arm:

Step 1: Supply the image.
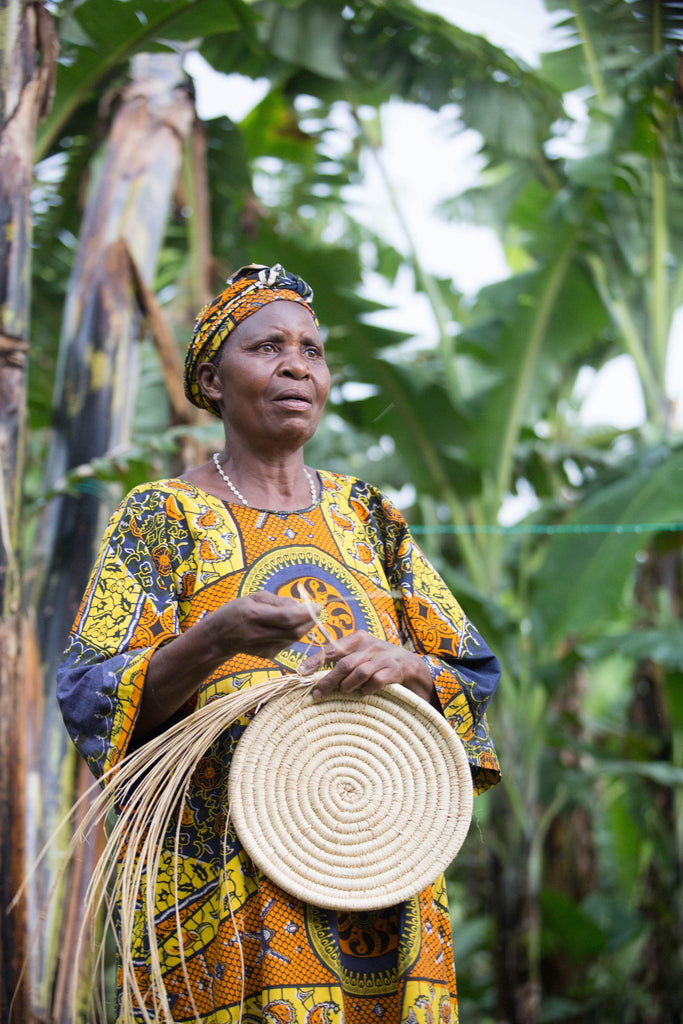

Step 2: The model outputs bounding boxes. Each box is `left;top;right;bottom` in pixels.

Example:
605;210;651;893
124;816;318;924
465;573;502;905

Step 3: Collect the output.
299;479;501;793
135;592;319;739
57;485;318;777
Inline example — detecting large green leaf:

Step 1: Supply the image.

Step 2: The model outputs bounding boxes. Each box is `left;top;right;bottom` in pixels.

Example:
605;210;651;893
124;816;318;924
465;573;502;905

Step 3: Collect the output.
459;80;551;162
590;758;683;788
545;0;683;84
240;87;318;164
580;627;683;672
256;1;346;79
437;161;544;236
540;43;587;94
201;0;562;137
460;242;608;503
203;114;254;272
37;0;256;158
540;889;606;960
335;359;480;502
531;445;683;648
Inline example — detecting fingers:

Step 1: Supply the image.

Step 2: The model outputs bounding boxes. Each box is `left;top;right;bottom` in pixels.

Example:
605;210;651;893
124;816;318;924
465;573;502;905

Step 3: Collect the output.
311;655;393;699
245;593;321;631
299;649;325;675
307;633;400;699
247;591;321;626
209;596;432;704
313;656;396;698
303;629;372;664
299;632;368;675
303;631;434;703
212;593;321;658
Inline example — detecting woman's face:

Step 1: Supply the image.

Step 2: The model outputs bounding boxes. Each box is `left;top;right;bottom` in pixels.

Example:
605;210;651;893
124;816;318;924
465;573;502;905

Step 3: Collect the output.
197;300;330;454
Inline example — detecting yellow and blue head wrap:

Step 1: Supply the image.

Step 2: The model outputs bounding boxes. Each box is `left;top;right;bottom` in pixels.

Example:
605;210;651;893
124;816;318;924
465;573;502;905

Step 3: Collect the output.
184;263;318;417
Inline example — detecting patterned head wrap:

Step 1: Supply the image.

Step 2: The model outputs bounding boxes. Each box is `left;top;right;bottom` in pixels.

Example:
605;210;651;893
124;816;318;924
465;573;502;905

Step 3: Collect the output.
184;263;318;417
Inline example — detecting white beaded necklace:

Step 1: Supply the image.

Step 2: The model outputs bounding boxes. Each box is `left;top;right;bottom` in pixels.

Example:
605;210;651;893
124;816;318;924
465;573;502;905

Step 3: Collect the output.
213;452;317;508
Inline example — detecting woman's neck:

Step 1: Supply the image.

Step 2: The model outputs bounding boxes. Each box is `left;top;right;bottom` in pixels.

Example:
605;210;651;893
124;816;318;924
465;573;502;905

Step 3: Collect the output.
227;450;313;510
185;443;316;512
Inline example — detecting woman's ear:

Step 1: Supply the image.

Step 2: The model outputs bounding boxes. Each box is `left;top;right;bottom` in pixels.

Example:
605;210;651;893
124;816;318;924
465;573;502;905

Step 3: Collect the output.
196;361;223;405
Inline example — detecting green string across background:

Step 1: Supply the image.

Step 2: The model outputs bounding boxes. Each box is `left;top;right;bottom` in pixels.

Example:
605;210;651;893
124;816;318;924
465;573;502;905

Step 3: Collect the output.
409;523;683;536
69;478;683;538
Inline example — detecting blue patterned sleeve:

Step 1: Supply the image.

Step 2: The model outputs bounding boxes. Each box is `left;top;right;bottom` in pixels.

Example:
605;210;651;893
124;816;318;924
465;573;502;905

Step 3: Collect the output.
57;486;183;779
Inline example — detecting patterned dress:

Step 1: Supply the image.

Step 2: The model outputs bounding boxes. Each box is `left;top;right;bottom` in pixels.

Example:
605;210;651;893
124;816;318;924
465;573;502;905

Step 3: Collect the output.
57;471;500;1024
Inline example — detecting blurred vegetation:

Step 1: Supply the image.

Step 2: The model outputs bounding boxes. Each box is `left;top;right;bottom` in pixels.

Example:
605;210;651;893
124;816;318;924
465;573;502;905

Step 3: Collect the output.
1;0;682;1021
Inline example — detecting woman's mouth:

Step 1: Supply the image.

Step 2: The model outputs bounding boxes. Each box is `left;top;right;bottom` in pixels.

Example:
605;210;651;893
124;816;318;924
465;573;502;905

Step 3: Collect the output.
274;392;312;409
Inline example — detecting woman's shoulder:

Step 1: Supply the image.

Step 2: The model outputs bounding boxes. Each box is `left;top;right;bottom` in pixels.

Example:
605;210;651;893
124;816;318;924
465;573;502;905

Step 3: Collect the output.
318;469;378;502
317;470;408;529
111;477;225;522
318;468;380;492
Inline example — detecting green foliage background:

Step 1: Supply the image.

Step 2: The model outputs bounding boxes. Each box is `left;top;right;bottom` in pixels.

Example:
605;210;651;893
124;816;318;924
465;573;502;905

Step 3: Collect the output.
17;0;683;1021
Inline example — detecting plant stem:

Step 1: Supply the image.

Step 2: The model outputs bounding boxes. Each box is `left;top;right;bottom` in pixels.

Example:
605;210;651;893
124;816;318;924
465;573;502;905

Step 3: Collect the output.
353;109;464;404
181;122;212;310
586;254;665;428
649;3;671;429
571;0;606;103
670;260;683;318
494;233;576;512
651;162;669;397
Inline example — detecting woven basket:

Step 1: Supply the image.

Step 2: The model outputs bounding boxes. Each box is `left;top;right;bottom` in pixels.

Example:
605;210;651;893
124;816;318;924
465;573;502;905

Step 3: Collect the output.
229;683;473;911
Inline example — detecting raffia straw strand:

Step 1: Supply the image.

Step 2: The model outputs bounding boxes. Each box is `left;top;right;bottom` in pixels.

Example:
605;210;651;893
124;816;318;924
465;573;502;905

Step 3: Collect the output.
16;669;325;1024
122;671;324;1023
222;805;246;1024
296;580;335;646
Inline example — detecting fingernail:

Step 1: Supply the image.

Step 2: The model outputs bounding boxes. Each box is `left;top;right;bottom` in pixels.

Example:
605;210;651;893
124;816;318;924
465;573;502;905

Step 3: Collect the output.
311;688;322;701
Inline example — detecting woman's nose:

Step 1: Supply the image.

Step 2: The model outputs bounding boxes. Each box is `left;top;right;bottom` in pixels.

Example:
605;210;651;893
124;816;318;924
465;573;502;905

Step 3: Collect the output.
280;347;310;378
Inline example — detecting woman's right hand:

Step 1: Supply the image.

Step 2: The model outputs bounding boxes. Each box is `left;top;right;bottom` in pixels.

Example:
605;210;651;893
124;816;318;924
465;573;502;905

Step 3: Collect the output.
205;592;321;661
136;592;319;740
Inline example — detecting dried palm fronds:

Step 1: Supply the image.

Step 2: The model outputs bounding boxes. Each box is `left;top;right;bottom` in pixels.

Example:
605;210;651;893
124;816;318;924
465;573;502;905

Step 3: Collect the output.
15;669;325;1024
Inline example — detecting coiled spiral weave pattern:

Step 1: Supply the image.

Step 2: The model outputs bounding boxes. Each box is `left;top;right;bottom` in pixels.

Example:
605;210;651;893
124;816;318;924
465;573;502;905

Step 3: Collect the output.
229;683;473;911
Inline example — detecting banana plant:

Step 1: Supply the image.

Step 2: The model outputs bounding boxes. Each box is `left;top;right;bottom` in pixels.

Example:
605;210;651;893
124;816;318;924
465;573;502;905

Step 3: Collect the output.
17;0;683;1020
0;2;56;1019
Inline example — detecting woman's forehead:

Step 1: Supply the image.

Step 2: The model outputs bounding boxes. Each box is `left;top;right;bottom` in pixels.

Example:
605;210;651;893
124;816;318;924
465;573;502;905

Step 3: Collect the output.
227;300;322;341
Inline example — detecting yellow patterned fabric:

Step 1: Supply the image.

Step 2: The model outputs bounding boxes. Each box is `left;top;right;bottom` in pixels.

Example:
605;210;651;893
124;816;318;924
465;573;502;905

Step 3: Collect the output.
58;471;500;1023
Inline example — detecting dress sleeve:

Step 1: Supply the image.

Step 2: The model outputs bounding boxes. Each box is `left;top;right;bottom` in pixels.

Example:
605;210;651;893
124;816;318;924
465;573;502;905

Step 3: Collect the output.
372;489;501;795
56;486;182;780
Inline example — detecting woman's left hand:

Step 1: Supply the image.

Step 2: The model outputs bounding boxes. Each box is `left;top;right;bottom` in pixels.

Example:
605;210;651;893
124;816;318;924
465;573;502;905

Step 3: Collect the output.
300;631;434;703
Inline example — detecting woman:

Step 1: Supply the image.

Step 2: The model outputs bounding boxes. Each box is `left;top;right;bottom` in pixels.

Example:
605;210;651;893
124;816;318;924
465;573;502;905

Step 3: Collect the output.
58;263;501;1024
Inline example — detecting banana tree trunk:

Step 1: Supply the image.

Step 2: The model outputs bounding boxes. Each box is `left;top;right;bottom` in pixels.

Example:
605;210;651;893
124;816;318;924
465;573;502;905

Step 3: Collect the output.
33;52;194;1022
0;2;55;1020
